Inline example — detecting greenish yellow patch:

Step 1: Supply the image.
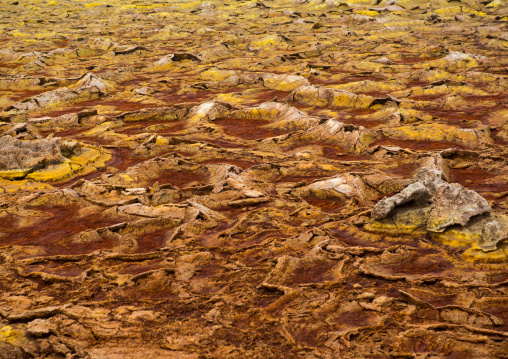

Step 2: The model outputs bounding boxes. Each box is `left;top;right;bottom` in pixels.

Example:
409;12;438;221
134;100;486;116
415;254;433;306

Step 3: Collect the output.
70;147;102;166
364;220;427;236
431;230;481;248
0;326;24;345
331;92;373;109
84;2;102;7
0;178;52;193
383;123;480;148
463;247;508;263
214;93;245;105
26;161;73;182
10;30;30;37
0;169;31;180
199;68;237;82
355;10;379;16
250;35;286;50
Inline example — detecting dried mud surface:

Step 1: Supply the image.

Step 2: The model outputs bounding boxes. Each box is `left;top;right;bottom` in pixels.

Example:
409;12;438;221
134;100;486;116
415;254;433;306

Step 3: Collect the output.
1;0;508;358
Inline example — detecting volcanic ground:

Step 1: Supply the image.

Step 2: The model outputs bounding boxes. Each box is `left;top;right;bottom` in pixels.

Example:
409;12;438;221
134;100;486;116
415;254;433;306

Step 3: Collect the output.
0;0;508;358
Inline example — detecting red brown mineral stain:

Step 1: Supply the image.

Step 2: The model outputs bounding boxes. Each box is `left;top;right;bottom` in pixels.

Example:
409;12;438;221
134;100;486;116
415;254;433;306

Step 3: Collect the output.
198;158;262;169
2;1;507;357
395;56;440;64
10;89;49;101
0;205;124;255
383;162;418;177
26;262;86;277
214;117;289;140
135;229;171;253
202;139;249;149
387;255;451;275
333;310;377;327
289;261;336;284
374;138;465;151
450;167;508;200
119;261;161;275
149;169;207;188
302;196;343;213
105;147;145;171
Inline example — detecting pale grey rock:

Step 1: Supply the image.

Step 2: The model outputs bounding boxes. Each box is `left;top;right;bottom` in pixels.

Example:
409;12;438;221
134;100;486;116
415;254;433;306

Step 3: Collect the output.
371;182;429;220
480;220;508;252
371;166;492;233
427;182;491;232
413;167;447;196
0;136;63;171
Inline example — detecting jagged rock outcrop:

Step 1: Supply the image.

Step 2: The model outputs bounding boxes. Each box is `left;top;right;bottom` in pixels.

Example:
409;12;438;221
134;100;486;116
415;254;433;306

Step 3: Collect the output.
0;135;109;181
286;84;378;109
369;162;507;254
3;74;111;114
1;1;507;358
371;166;492;231
0;136;63;173
231;101;321;131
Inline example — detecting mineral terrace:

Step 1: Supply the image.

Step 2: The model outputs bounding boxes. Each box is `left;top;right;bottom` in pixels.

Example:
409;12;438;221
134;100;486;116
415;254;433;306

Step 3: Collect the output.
0;0;507;358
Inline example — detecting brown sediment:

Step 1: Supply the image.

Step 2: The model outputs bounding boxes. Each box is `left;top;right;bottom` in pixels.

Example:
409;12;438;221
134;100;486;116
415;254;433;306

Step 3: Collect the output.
201;139;249;149
148;169;207;188
158;122;187;134
253;287;285;308
450;167;496;185
121;77;150;86
347;117;383;128
394;56;441;64
198;158;263;169
492;128;508;146
424;108;492;125
278;175;321;183
38;99;156;118
10;89;51;101
387;255;452;275
116;120;185;135
382;162;418;177
251;89;292;103
116;285;177;302
25;262;86;277
331;228;385;248
335;152;369;162
322;145;344;160
449;167;508;200
289;261;337;284
331;310;378;327
105;147;145;171
374;138;465;151
0;205;123;253
214;117;289;140
0;63;20;69
1;1;507;358
118;261;162;275
135;229;171;253
302;196;343;213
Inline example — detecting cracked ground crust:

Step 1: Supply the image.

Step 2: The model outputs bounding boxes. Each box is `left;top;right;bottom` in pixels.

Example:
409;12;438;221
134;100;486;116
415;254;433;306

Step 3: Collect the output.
0;0;508;358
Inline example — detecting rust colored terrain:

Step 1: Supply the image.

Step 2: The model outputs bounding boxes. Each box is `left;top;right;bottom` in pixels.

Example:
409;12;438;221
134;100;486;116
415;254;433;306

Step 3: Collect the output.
0;0;507;358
